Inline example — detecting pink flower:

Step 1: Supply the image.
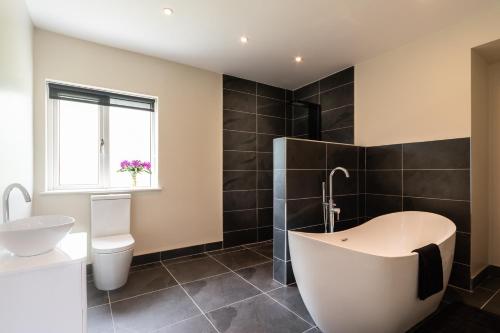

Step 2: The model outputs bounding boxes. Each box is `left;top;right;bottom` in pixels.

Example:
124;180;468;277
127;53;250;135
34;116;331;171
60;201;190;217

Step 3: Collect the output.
120;160;130;169
142;161;151;170
131;160;142;168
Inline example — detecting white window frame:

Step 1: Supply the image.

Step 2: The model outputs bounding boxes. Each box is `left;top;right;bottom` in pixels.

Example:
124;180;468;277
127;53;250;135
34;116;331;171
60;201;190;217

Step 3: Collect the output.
45;80;159;192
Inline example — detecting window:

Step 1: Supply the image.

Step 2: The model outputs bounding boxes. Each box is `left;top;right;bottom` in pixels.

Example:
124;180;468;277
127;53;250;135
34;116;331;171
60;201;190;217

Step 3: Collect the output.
46;82;158;191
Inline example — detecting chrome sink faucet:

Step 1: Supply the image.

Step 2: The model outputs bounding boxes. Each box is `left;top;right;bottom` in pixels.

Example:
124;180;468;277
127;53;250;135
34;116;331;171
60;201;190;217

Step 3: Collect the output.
2;183;31;223
325;167;350;233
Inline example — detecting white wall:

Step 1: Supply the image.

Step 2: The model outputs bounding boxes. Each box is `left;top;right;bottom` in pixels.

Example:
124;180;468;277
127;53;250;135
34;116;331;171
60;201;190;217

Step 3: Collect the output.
0;0;33;222
488;61;500;266
355;3;500;146
33;30;222;256
471;51;489;277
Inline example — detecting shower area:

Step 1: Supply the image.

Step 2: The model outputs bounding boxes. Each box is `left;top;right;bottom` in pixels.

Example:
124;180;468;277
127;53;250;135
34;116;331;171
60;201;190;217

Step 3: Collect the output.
222;67;355;248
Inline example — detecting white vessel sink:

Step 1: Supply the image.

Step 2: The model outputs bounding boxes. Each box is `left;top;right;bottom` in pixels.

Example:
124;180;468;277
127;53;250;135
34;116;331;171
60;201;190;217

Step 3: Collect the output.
0;215;75;257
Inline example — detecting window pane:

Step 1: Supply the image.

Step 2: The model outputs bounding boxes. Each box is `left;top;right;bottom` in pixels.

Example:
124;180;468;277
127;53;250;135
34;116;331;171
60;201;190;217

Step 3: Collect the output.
109;107;152;187
58;100;100;185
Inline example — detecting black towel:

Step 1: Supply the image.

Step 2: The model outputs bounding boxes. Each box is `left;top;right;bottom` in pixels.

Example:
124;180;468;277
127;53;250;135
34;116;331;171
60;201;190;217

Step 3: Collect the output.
412;243;443;300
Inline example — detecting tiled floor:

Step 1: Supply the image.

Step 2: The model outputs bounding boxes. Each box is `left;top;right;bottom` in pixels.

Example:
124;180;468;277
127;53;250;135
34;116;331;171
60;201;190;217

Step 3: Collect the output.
87;241;318;333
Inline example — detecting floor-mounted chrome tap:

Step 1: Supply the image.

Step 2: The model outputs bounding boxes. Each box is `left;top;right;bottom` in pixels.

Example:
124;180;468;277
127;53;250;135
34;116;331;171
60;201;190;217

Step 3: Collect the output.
322;167;350;233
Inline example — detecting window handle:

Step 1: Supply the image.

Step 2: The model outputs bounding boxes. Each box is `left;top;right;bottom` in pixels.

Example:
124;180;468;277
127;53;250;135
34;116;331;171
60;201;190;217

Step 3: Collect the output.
100;138;105;153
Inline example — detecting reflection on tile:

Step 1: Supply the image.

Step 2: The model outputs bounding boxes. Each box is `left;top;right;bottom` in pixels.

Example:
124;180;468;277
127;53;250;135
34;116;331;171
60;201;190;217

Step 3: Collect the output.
236;262;282;292
250;242;273;259
112;286;200;333
484;291;500;316
183;272;261;312
223;210;257;232
109;263;177;302
156;315;217;333
208;294;311;333
223;90;256;113
213;249;270;270
443;286;493;308
87;281;109;308
166;257;229;284
87;304;114;333
223;75;256;94
267;285;315;325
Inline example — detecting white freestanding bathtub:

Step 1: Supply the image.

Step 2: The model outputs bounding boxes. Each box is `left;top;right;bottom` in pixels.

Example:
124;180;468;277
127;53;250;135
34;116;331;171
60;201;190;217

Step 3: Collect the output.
288;211;456;333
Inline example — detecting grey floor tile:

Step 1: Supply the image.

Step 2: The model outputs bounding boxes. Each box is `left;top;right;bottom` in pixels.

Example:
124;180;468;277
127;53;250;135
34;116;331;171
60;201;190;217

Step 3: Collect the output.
162;253;208;266
267;285;315;325
183;272;261;312
249;243;273;259
207;294;311;333
212;249;270;270
109;263;178;302
87;304;114;333
303;327;322;333
155;315;217;333
129;262;163;273
443;286;494;308
484;291;500;315
166;257;229;284
111;286;200;332
87;281;109;308
236;262;282;292
479;276;500;292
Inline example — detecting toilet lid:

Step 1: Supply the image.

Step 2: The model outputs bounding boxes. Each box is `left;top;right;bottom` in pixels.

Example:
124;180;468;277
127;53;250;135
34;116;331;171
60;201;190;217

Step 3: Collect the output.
92;234;135;254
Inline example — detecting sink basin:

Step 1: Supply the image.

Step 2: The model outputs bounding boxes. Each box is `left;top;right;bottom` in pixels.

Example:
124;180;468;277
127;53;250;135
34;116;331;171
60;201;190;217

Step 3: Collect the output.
0;215;75;256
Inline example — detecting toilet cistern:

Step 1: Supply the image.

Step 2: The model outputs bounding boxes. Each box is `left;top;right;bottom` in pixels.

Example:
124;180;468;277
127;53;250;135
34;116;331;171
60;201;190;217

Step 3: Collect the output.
2;183;31;223
324;167;350;233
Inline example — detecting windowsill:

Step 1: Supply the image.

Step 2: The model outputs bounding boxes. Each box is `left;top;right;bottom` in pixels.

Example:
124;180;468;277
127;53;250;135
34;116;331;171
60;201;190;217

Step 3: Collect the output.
40;186;163;195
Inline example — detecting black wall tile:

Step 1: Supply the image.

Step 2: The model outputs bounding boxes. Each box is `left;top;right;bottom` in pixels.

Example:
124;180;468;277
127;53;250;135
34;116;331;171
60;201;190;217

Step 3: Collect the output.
258;226;273;241
319;83;354;111
366;194;402;218
293;104;309;119
274;199;286;229
403;197;470;233
223;171;256;191
334;219;358;231
273;228;287;260
223;210;257;232
455;232;471;265
258;171;273;189
329;169;357;195
223;89;256;113
322;105;354;130
366;170;402;195
292;117;308;137
359;147;366;170
257;97;286;118
322;127;353;144
403;170;470;200
223;110;256;132
294;82;319;100
449;263;471;289
223;151;257;170
320;67;354;92
257;83;286;100
223;130;256;151
223;191;256;211
326;144;358;170
257;115;286;135
403;138;470;169
286;198;323;230
366;144;402;169
258;208;273;227
287;139;326;169
258;189;273;208
257;134;279;152
286;170;325;199
224;229;257;247
333;195;358;221
257;153;273;170
273;258;286;284
223;75;256;94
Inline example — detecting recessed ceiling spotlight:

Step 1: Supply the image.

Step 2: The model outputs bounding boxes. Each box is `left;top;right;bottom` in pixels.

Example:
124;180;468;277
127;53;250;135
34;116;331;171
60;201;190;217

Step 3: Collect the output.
163;8;174;16
240;36;248;44
295;56;303;63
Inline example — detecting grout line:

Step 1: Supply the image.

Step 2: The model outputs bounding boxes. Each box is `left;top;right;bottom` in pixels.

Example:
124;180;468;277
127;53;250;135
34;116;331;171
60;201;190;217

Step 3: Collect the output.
107;291;117;333
108;284;180;305
152;314;208;333
223;87;287;102
160;261;221;333
223;108;287;120
321;126;354;133
481;288;500;310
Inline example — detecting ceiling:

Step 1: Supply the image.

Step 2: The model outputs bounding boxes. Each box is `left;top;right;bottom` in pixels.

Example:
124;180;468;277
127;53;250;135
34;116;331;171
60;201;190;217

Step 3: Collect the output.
25;0;497;89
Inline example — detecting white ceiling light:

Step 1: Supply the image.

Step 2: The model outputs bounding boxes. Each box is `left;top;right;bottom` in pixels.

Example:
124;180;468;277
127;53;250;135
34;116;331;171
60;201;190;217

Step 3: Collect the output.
295;56;303;63
163;8;174;16
240;36;248;44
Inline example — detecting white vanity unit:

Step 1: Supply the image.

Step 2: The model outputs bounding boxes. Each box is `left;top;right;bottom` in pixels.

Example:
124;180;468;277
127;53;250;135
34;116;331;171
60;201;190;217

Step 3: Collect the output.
0;233;87;333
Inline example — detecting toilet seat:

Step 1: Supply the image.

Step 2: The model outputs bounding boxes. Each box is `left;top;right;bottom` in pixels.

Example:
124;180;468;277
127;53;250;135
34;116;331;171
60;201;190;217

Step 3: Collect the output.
92;234;135;254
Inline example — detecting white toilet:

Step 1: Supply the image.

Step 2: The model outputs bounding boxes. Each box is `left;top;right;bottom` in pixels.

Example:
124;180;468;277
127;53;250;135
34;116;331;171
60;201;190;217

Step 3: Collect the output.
90;194;135;291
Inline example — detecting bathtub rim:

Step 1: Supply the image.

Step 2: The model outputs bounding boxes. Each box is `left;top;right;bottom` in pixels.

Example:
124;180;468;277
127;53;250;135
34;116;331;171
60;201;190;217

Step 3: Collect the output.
288;211;456;259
